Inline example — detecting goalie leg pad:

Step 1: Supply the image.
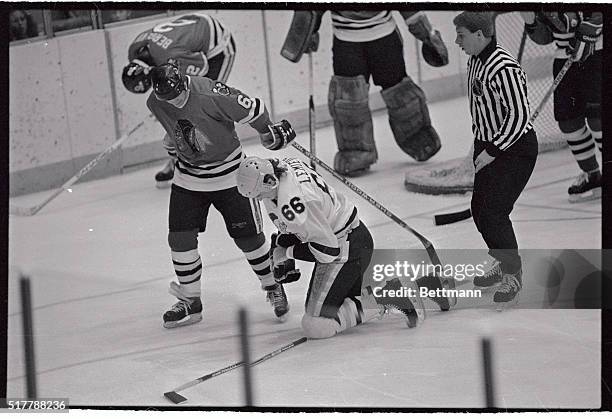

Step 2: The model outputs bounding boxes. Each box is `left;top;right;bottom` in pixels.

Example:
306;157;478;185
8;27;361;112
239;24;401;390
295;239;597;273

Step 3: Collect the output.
328;75;378;175
381;77;441;161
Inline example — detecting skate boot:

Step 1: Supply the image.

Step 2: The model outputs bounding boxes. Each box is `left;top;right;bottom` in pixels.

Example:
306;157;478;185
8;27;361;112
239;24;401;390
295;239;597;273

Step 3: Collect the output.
473;260;503;288
163;297;203;329
370;278;425;328
264;283;290;322
493;270;522;311
568;171;601;203
155;158;175;189
416;275;457;311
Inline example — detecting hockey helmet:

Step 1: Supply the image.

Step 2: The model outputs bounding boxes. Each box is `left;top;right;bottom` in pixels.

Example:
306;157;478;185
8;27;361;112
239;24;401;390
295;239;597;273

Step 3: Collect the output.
122;59;152;94
237;157;279;198
150;62;187;101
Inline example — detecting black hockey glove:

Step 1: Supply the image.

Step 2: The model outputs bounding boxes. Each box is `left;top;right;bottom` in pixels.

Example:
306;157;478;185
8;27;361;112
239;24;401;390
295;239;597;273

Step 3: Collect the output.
270;233;301;284
261;120;296;151
568;20;601;63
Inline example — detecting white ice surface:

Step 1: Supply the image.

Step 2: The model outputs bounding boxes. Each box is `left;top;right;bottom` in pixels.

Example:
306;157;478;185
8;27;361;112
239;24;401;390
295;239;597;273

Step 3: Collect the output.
7;96;601;408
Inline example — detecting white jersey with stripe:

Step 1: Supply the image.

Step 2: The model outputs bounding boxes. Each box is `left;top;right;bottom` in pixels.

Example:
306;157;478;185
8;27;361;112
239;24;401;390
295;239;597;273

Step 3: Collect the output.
263;158;359;264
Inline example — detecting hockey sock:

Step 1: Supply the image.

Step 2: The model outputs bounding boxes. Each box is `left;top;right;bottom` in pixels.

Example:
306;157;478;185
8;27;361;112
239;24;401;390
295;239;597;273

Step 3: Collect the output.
171;248;202;298
590;129;602;153
563;127;599;173
243;240;275;288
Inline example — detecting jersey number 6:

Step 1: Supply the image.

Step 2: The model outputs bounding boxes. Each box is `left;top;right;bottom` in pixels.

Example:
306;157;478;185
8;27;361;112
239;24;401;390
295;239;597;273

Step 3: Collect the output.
281;197;305;221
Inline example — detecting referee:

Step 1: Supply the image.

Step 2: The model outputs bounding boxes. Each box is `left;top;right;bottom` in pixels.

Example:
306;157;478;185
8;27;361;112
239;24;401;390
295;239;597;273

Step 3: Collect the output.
453;12;538;309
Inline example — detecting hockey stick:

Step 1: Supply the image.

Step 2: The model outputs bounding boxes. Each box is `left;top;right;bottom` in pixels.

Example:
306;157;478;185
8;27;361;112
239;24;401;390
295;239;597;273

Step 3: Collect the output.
433;58;574;226
9;116;151;217
291;142;443;266
308;52;316;171
164;336;307;404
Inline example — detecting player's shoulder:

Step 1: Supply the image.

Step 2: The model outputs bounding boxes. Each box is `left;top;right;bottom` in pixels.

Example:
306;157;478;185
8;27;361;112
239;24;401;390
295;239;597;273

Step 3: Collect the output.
189;77;234;98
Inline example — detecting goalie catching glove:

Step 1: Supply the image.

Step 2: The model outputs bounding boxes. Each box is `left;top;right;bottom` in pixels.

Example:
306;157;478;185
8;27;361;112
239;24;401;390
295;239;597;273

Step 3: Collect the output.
270;233;301;284
260;120;296;151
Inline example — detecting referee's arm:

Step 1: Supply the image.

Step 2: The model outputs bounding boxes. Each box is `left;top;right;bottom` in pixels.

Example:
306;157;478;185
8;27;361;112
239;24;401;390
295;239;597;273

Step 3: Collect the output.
486;66;531;156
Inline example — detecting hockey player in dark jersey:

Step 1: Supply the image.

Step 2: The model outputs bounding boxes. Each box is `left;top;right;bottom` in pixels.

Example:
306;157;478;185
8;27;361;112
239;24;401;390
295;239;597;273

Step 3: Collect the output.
281;10;449;176
147;62;296;328
236;156;456;338
121;13;236;187
521;11;602;202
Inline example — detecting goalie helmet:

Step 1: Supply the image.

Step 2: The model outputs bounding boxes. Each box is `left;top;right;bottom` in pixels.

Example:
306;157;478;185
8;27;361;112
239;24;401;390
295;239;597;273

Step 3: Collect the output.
122;60;152;94
150;62;187;101
237;157;279;198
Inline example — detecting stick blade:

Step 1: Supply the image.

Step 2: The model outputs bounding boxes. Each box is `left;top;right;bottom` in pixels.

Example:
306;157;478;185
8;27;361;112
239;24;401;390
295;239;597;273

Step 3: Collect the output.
433;209;472;226
9;205;35;216
164;391;187;404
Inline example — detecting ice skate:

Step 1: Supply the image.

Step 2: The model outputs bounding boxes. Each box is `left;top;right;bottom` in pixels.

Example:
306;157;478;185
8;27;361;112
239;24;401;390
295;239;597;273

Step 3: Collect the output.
163;297;203;329
493;270;522;311
473;260;503;288
265;283;290;322
155;158;175;189
568;171;601;203
370;278;426;328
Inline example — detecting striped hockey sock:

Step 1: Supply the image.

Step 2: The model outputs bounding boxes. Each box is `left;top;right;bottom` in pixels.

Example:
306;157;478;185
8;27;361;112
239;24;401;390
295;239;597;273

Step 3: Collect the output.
171;248;202;298
563;127;599;173
590;129;602;153
243;240;275;288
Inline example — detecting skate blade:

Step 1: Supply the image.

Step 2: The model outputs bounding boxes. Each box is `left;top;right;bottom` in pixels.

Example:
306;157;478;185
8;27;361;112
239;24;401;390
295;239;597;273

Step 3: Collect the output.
568;187;601;203
156;180;172;189
494;296;520;312
276;312;290;323
407;294;426;327
163;313;203;329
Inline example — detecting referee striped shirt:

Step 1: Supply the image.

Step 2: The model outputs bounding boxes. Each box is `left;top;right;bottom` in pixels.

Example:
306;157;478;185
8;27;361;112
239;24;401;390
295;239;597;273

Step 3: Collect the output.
467;37;533;156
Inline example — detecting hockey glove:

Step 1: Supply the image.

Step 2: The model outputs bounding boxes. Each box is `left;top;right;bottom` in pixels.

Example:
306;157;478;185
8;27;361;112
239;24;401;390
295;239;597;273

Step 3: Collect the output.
568;20;601;63
261;120;296;151
421;30;449;67
270;233;301;284
304;32;320;54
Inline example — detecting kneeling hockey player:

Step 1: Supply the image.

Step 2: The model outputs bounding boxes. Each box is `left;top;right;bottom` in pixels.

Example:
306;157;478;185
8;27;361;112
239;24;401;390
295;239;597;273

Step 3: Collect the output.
237;156;455;338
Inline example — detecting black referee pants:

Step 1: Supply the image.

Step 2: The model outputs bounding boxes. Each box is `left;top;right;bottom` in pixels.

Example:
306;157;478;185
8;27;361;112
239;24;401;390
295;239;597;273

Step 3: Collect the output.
471;129;538;274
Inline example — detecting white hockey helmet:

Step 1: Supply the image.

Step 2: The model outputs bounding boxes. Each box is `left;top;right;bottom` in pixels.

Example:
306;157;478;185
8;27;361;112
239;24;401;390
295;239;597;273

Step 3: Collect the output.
237;157;279;198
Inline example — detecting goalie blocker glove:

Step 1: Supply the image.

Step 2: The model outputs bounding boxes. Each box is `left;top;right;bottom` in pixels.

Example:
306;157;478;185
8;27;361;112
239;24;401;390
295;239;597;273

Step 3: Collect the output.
261;120;296;151
404;12;449;68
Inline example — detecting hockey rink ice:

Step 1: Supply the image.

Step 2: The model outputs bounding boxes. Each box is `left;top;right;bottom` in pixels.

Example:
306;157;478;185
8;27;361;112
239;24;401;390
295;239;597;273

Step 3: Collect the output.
7;96;602;408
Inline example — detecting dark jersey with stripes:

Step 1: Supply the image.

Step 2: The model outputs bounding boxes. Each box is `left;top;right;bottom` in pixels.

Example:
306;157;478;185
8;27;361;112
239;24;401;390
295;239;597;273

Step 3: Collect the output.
466;38;532;156
147;76;271;192
128;13;232;77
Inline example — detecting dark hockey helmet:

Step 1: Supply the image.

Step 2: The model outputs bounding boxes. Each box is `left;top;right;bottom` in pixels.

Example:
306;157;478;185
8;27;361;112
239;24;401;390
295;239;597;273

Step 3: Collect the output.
121;60;152;94
150;62;187;101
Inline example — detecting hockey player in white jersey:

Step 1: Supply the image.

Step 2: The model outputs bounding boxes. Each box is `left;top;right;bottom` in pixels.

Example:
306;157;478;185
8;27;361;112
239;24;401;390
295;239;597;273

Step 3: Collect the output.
236;156;427;339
